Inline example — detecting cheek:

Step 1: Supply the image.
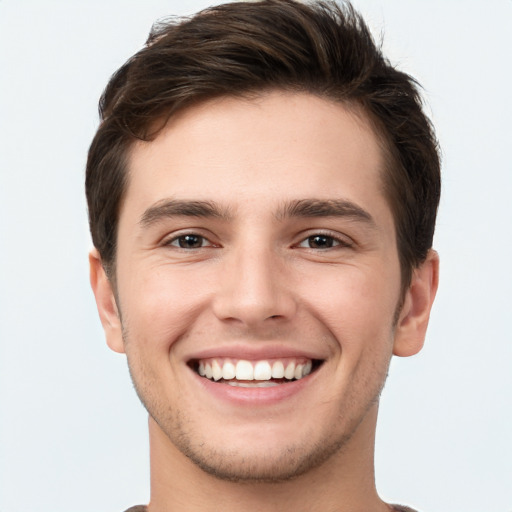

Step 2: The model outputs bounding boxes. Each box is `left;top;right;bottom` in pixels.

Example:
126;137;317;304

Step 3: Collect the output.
299;262;400;352
118;266;213;353
304;262;399;318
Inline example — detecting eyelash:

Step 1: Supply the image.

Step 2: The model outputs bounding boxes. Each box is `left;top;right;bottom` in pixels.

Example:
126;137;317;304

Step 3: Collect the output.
296;233;352;250
164;231;352;250
165;233;215;249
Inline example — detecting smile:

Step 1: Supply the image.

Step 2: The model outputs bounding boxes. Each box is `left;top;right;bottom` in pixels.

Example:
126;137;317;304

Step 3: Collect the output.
192;357;320;386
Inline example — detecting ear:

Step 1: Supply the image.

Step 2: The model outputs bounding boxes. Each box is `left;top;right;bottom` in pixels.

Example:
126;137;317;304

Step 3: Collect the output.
89;248;125;354
393;249;439;357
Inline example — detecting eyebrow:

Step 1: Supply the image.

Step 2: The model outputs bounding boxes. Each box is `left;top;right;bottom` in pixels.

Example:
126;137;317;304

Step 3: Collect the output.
139;197;376;228
139;199;232;227
277;198;376;226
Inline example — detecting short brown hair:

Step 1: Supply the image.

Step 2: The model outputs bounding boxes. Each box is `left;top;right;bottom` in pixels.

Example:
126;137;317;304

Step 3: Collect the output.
86;0;440;289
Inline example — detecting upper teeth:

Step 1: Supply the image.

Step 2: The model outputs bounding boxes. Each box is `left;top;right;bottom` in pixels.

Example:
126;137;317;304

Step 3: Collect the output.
197;358;313;382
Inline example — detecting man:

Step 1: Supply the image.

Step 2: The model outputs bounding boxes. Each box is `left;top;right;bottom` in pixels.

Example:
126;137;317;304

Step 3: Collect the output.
86;1;440;511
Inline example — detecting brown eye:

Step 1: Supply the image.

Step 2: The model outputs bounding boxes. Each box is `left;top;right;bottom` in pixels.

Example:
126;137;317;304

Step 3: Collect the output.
171;234;207;249
306;235;337;249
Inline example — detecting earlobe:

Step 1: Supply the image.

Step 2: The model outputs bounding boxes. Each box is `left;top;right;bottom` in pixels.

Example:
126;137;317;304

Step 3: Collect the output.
393;249;439;357
89;249;125;354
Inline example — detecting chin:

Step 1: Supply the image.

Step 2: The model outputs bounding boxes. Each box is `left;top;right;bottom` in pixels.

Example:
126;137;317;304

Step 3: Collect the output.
174;433;353;483
151;407;360;484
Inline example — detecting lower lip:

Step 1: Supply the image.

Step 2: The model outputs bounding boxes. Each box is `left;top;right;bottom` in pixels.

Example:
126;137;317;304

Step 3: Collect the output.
191;369;318;406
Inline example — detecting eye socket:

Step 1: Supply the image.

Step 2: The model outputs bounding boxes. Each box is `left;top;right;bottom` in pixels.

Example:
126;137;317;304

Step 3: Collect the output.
165;232;349;250
168;234;211;249
297;234;350;249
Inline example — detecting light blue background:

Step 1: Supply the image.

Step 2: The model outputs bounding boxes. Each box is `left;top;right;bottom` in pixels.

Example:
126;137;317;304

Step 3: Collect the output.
1;1;511;511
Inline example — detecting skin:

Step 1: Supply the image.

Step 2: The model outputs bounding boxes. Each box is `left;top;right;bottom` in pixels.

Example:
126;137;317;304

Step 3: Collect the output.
90;91;438;512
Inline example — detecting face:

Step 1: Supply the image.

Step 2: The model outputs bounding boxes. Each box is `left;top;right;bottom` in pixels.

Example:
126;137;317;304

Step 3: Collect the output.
92;91;430;482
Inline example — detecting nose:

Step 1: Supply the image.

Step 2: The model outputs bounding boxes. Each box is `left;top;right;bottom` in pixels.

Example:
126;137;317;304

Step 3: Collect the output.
212;245;297;327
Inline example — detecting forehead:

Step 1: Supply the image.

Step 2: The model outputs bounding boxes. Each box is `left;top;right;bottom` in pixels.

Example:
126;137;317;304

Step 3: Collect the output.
122;91;391;224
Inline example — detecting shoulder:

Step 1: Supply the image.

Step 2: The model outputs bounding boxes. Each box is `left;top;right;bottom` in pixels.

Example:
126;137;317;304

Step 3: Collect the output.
391;505;419;512
122;505;415;512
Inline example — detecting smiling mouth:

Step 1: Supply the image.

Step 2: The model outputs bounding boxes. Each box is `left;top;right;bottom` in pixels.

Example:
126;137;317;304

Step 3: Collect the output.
190;357;323;387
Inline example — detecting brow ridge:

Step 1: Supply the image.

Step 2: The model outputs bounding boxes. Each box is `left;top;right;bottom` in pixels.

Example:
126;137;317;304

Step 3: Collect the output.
140;199;232;227
139;197;375;228
277;198;375;225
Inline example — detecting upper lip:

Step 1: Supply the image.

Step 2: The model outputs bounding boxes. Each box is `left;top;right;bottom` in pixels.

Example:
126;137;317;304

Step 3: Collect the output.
184;344;328;363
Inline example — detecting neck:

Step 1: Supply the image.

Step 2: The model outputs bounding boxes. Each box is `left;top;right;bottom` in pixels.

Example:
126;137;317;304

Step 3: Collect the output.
147;404;389;512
